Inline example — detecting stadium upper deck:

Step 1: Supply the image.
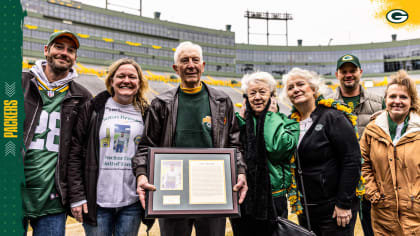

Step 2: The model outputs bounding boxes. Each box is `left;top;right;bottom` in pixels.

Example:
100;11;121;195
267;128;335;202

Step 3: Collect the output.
22;0;420;79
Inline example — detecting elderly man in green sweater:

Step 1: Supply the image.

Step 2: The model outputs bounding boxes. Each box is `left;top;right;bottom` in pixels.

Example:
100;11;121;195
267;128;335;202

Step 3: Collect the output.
132;41;247;236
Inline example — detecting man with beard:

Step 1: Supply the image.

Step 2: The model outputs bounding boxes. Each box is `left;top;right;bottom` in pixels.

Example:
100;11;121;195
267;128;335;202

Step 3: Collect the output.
22;30;91;236
327;54;382;236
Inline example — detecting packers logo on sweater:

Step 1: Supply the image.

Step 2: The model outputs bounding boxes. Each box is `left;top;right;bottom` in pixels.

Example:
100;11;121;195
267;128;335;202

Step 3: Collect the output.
202;116;212;129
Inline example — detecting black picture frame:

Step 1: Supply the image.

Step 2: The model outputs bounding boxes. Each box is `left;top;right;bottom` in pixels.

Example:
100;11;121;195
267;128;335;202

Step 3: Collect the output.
145;147;240;218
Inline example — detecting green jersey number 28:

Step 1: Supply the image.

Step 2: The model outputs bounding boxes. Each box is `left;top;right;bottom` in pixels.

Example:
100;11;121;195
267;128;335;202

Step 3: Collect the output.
29;110;60;152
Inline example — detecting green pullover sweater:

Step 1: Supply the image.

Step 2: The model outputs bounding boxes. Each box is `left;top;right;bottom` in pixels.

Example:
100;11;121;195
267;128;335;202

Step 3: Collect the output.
175;86;213;147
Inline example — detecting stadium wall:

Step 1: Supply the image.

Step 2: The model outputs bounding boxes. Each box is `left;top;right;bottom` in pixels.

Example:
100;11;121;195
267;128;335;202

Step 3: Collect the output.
22;0;420;79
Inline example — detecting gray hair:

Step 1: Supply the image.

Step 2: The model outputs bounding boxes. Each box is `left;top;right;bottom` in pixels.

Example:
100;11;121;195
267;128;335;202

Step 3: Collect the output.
241;71;277;96
173;41;203;64
281;67;327;104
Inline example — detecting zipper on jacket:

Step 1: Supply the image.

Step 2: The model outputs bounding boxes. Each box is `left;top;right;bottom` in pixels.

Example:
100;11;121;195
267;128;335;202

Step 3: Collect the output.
410;196;415;209
168;103;173;146
95;111;101;164
24;77;43;155
169;96;177;147
214;100;221;147
55;96;81;205
393;146;397;161
55;104;67;204
55;150;63;204
391;145;398;204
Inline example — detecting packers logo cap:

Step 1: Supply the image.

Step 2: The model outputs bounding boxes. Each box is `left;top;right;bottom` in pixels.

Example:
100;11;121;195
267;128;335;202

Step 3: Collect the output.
337;54;361;70
47;30;80;49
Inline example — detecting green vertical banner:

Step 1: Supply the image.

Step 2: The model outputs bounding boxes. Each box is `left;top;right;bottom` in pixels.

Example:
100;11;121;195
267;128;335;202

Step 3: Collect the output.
0;0;24;235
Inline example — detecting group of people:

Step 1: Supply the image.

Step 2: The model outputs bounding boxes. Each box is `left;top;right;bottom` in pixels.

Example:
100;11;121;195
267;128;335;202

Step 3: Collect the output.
21;30;419;236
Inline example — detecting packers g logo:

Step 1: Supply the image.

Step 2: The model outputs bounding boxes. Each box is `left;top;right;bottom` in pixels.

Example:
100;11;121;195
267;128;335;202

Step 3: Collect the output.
134;135;142;146
202;116;212;129
386;9;408;24
342;55;353;61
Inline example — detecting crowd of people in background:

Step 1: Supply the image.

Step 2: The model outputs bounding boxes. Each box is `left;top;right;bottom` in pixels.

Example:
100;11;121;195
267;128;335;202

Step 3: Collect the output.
21;30;419;236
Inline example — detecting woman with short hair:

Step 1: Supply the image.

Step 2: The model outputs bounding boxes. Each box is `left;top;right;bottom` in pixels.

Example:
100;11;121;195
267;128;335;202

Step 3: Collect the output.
283;67;361;236
231;71;300;236
360;69;420;235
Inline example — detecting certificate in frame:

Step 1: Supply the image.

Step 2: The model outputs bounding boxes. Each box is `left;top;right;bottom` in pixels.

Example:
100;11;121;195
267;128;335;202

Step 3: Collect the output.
145;148;240;218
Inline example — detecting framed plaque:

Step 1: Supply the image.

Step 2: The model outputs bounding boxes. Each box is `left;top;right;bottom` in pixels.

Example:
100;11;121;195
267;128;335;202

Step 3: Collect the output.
145;147;240;218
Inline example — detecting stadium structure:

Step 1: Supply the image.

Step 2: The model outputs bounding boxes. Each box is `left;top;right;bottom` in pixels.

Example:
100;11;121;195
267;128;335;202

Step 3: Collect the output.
22;0;420;77
21;0;420;112
20;2;420;234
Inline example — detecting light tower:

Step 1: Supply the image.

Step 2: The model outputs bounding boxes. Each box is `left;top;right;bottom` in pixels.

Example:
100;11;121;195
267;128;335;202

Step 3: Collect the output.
105;0;142;16
244;10;293;46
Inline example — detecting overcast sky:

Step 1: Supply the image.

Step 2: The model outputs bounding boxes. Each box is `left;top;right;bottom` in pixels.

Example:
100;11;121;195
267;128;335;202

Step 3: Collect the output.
78;0;419;46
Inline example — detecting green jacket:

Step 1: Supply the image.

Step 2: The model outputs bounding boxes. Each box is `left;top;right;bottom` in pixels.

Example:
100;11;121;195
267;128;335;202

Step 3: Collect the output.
236;111;299;197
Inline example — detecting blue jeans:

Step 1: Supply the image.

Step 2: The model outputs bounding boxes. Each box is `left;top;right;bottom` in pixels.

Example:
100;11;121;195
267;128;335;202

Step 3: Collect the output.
115;144;124;153
24;212;66;236
83;201;142;236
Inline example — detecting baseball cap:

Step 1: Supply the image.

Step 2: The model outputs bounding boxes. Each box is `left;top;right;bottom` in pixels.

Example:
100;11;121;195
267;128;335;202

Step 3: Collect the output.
336;54;361;70
47;30;80;49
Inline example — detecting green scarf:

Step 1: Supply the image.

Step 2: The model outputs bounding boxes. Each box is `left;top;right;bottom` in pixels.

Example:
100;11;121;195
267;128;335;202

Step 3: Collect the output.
387;113;409;142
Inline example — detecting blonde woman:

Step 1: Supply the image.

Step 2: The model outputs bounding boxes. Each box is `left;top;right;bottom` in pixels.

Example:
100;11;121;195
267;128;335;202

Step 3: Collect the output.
360;70;420;235
283;68;361;236
67;58;152;236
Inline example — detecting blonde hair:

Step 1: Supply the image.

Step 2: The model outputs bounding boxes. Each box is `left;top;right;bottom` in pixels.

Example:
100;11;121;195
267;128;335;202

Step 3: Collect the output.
281;67;327;104
241;71;277;96
105;58;149;115
385;69;420;115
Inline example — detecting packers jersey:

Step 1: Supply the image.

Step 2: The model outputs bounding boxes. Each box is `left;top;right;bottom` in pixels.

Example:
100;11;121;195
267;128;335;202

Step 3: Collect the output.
23;87;68;217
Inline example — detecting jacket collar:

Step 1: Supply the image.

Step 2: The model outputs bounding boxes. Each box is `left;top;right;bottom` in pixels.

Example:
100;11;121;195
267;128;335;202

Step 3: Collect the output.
155;82;227;103
91;90;112;112
30;60;77;89
66;80;88;99
369;111;420;144
334;85;366;103
309;104;324;123
28;70;85;99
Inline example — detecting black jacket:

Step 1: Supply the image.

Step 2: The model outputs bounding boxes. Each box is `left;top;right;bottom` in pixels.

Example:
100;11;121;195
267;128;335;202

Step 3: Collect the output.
132;83;245;177
67;90;110;225
67;91;154;229
22;71;92;207
297;105;361;209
